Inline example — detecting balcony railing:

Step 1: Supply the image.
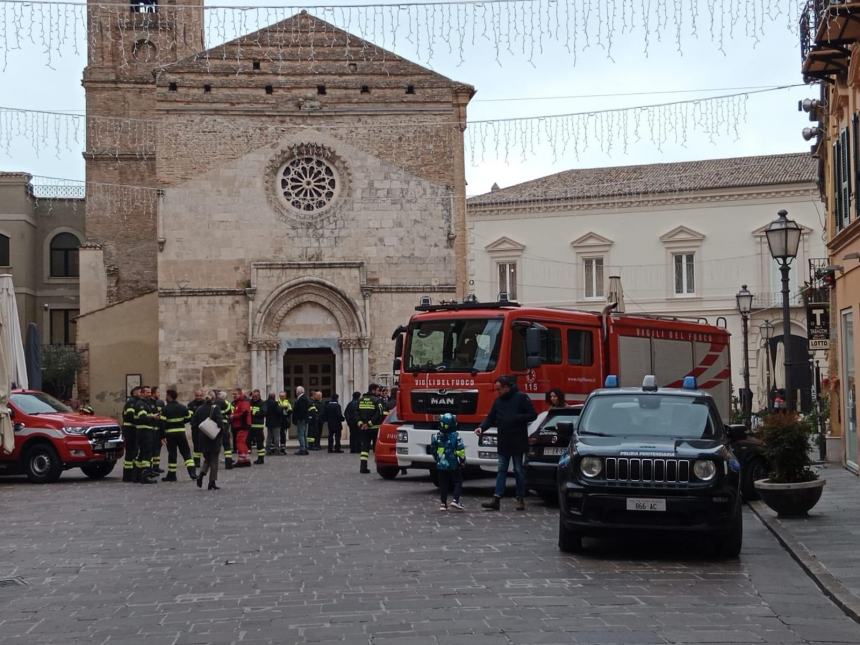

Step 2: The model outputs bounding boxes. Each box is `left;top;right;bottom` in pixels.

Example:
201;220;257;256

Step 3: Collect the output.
800;0;825;63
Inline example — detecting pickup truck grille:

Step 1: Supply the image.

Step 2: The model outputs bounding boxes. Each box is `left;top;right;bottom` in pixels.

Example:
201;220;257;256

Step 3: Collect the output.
604;457;691;484
86;425;122;440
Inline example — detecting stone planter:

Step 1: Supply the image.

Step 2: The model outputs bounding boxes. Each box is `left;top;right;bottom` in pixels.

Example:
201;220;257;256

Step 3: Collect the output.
754;478;826;517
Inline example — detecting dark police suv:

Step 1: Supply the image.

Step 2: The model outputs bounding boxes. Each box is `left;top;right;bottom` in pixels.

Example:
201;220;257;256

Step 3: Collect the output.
557;375;743;557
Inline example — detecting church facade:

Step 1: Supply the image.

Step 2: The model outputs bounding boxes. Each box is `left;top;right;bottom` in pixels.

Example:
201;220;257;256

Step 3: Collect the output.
77;4;473;414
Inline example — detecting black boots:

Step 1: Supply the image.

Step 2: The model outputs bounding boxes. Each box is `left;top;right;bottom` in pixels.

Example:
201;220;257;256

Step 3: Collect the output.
196;472;204;488
482;496;501;511
254;456;264;465
208;481;220;490
162;471;177;482
187;467;198;480
225;457;233;470
122;468;134;483
516;497;525;511
360;461;370;474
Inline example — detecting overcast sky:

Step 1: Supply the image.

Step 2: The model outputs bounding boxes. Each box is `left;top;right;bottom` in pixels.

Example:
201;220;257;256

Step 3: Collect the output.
0;0;812;196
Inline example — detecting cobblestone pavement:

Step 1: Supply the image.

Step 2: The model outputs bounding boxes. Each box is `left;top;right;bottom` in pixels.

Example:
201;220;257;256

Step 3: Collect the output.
1;452;859;645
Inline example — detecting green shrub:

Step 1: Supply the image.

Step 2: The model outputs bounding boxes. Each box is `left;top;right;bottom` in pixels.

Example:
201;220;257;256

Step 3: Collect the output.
760;413;817;483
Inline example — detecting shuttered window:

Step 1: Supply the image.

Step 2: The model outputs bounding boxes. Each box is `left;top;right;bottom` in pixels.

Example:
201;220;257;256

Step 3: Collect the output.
835;127;852;232
854;114;860;219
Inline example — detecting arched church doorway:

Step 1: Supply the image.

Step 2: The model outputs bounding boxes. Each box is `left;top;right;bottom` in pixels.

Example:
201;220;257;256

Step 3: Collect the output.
284;348;336;399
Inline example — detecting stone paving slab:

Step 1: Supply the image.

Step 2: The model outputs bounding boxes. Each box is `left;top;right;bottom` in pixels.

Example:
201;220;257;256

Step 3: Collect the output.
1;452;859;644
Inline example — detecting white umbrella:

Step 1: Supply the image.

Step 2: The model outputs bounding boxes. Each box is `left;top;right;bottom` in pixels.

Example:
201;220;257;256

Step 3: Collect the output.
0;316;13;454
773;341;786;391
754;346;769;410
0;274;28;389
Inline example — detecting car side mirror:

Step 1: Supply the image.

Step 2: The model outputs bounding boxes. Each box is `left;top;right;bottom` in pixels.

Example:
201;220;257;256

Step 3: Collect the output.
726;424;747;442
13;422;24;432
392;357;402;373
556;421;575;433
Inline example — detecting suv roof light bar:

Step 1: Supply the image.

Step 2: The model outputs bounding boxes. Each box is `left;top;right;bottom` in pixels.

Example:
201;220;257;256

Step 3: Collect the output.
415;300;521;312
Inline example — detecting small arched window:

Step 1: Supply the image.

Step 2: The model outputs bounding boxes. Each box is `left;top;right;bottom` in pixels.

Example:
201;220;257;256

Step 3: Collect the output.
0;233;9;266
50;232;80;278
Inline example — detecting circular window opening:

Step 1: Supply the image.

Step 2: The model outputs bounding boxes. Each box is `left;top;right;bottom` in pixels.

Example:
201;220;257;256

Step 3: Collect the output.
278;155;340;214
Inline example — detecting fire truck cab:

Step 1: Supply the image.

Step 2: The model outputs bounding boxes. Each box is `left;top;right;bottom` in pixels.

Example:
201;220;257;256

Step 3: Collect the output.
392;299;731;478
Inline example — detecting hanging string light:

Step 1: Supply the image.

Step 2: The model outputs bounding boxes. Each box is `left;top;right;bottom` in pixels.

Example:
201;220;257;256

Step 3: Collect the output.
0;85;801;161
0;0;804;70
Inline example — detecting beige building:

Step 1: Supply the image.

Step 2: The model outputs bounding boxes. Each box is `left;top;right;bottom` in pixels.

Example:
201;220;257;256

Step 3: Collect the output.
0;172;84;347
78;6;473;415
468;154;827;417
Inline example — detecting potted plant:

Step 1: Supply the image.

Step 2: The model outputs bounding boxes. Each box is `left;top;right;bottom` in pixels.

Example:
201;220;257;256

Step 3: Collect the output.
754;412;825;517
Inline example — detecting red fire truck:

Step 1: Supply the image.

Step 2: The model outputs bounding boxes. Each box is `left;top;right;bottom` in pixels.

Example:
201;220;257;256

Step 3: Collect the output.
387;299;731;479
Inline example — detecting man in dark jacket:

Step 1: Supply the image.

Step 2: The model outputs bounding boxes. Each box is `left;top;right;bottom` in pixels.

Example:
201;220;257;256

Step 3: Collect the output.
476;375;537;511
324;393;345;453
345;391;361;453
187;389;206;468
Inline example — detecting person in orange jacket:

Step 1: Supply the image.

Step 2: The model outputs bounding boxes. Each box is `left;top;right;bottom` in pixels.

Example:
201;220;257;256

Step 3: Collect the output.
230;388;253;467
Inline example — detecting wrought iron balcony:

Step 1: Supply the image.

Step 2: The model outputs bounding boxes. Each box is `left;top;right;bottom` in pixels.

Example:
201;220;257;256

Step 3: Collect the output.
800;0;860;79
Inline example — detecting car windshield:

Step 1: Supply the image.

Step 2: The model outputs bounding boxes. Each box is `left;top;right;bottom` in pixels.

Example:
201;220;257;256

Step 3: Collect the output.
406;318;503;372
10;392;72;414
578;394;719;439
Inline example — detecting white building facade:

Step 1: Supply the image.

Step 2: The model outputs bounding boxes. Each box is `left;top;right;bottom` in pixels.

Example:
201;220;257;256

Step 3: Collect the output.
467;154;826;413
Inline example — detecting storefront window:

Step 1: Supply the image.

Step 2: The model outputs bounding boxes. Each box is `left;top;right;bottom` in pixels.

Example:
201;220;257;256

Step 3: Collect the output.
842;309;858;470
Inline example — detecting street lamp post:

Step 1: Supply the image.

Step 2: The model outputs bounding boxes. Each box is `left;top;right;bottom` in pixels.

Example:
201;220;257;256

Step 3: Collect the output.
736;284;754;425
765;209;802;412
759;320;774;410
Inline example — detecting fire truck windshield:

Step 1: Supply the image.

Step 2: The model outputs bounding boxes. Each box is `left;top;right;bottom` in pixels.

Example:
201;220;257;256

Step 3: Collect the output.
406;318;503;373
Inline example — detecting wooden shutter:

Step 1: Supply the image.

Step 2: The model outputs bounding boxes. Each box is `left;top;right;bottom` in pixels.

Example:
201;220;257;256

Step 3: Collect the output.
854;114;860;219
842;128;852;228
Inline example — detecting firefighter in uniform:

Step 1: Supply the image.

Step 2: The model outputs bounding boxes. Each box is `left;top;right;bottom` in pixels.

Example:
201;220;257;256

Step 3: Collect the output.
187;389;206;468
356;384;384;474
162;389;197;481
121;387;140;482
249;389;266;465
150;386;166;474
134;385;160;484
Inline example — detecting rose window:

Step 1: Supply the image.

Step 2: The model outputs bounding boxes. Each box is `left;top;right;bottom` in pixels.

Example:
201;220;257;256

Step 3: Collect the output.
278;155;339;213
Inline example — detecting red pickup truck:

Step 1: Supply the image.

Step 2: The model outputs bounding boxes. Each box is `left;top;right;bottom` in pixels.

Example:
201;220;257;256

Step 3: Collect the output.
2;389;124;483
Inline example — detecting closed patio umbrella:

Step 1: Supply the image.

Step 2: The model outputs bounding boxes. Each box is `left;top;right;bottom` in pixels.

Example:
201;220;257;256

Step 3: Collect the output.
754;346;769;411
25;322;42;390
0;274;28;389
773;341;786;391
0;316;13;454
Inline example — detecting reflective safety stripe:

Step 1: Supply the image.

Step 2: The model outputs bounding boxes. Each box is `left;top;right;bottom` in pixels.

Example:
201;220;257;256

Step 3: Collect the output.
123;461;133;469
164;417;186;424
193;452;203;459
257;449;266;456
168;464;178;472
360;452;369;459
308;437;316;444
165;428;187;433
224;450;233;457
251;424;264;429
184;458;195;467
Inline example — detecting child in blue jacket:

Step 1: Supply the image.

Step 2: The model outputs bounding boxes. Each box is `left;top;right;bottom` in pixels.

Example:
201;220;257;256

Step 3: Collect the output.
431;413;466;511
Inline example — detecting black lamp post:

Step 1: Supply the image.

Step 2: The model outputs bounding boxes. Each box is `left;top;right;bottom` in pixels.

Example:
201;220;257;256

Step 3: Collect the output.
736;284;754;425
765;209;802;412
759;319;774;409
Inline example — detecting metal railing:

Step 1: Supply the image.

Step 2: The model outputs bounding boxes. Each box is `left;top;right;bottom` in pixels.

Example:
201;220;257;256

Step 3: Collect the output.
801;0;825;63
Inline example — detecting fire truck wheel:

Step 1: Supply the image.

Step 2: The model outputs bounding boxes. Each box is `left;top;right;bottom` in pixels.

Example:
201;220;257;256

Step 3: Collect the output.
429;467;440;488
376;465;399;480
23;443;63;484
81;462;116;480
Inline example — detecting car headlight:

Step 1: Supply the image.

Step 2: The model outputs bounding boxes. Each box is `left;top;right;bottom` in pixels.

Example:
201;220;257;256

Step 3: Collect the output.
693;460;716;481
479;434;497;447
396;430;408;443
580;456;602;478
62;426;87;435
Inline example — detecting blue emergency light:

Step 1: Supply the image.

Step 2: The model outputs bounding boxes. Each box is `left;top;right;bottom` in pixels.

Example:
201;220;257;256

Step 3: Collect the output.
604;375;619;388
683;375;698;390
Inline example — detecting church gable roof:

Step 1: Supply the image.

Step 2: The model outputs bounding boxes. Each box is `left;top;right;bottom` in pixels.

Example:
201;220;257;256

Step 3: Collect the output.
160;11;472;91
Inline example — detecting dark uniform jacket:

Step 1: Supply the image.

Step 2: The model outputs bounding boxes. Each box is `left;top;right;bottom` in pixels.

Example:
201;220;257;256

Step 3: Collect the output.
249;398;266;429
479;385;537;455
187;398;206;415
134;398;161;431
344;398;359;427
163;400;191;433
357;393;383;429
122;397;138;430
323;400;345;426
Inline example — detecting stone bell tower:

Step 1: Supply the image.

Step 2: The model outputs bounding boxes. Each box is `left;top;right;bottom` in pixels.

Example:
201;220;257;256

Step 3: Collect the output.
81;0;204;309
